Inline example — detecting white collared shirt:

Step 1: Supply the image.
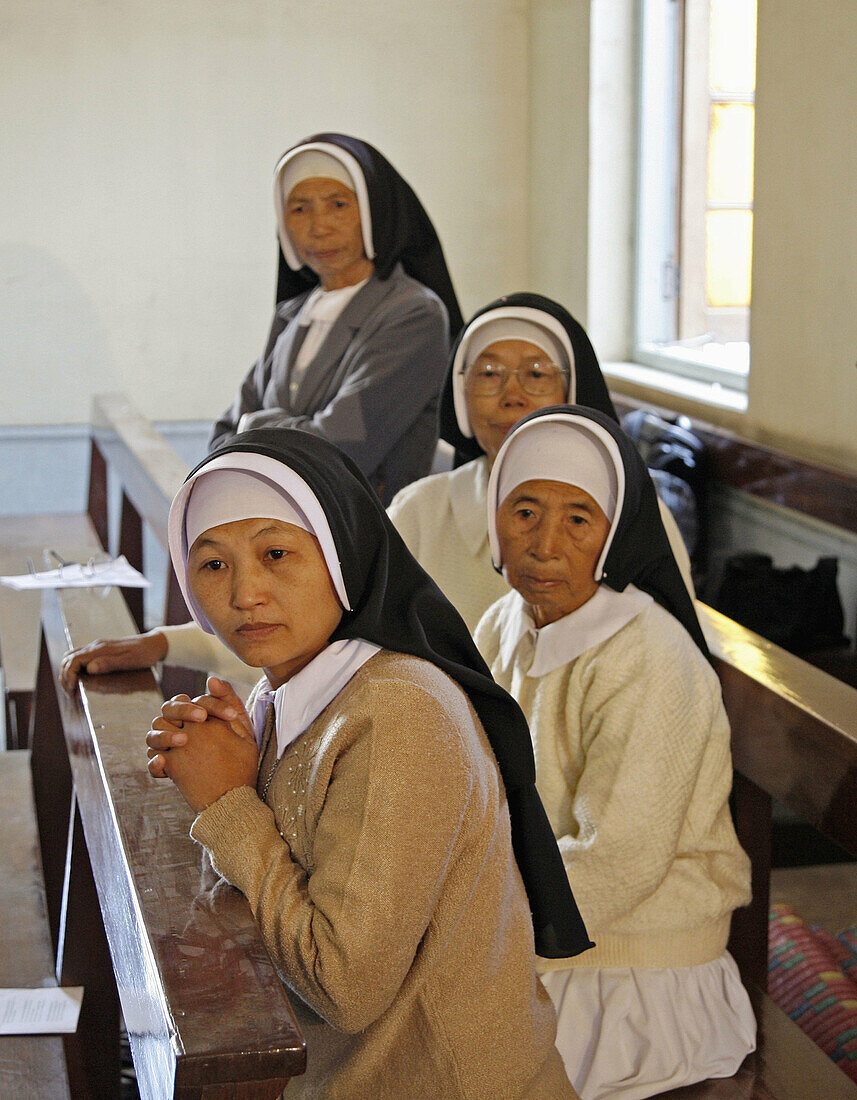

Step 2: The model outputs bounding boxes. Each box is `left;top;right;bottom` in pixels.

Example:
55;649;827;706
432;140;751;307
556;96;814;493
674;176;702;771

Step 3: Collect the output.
253;637;381;758
288;277;370;399
497;584;654;678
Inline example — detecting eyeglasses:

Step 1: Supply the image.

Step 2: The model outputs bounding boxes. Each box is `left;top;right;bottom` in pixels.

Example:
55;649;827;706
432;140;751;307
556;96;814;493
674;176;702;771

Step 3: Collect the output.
461;360;570;397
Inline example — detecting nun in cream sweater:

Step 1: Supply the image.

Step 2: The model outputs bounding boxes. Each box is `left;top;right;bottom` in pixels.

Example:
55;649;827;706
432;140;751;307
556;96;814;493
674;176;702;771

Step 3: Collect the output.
474;405;756;1100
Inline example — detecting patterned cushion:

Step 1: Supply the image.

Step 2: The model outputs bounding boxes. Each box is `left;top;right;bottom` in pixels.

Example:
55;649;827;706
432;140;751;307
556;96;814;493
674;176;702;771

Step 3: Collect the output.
769;903;857;1082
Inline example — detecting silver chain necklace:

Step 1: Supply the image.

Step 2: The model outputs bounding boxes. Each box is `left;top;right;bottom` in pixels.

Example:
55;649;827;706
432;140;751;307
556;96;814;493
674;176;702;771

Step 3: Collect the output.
261;754;282;801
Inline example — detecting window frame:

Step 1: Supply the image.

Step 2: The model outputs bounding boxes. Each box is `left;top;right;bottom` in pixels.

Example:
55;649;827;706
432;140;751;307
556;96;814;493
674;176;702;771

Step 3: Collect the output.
632;0;754;395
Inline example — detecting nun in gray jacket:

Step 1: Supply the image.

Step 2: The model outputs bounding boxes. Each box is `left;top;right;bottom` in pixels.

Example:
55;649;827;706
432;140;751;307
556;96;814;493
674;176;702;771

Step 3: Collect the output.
210;132;463;507
61;134;462;693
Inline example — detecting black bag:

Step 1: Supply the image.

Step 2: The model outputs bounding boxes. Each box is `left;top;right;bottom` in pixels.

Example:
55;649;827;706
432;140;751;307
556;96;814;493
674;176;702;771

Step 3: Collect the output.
712;552;848;655
621;409;708;568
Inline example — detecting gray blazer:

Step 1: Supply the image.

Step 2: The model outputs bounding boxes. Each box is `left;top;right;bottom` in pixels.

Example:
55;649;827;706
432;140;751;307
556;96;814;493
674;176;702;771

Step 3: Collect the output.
210;264;450;505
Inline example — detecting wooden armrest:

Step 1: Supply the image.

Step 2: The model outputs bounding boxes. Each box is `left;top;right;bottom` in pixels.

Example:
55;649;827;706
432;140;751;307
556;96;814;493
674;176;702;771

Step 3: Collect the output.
40;585;305;1098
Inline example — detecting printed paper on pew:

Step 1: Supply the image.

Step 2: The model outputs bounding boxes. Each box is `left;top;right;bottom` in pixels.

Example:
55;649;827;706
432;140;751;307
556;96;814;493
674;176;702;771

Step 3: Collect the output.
0;986;83;1034
0;555;149;590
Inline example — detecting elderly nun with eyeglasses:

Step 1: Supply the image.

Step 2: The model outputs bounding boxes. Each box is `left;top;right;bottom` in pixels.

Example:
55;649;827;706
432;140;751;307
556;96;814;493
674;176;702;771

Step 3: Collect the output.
388;293;694;632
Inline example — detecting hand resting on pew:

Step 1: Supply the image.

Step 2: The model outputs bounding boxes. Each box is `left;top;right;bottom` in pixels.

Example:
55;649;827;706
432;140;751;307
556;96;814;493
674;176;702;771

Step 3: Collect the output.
60;630;168;692
146;676;257;813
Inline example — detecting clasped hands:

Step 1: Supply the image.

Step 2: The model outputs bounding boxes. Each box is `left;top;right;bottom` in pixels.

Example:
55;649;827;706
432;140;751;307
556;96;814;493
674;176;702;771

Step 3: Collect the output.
147;676;259;814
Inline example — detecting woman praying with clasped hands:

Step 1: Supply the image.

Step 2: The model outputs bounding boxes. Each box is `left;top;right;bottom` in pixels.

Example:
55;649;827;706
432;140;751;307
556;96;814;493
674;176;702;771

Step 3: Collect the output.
144;427;587;1098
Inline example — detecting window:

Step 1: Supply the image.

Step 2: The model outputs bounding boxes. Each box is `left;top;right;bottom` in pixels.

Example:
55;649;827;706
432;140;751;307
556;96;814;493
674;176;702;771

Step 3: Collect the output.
635;0;757;391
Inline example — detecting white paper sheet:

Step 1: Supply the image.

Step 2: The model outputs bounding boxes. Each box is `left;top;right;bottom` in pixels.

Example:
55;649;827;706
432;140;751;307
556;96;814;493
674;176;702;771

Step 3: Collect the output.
0;555;149;590
0;987;83;1034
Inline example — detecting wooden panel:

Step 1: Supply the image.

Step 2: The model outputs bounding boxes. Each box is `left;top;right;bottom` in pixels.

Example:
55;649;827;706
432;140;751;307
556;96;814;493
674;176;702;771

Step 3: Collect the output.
0;513;102;700
0;751;71;1099
612;393;857;535
91;393;190;552
87;435;109;550
29;630;74;949
119;489;145;631
700;603;857;857
40;586;305;1098
727;773;772;990
57;798;121;1099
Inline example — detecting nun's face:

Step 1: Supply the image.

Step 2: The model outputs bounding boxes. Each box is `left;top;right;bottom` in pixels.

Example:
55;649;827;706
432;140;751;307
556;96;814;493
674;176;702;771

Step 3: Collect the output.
284;177;373;290
497;479;610;628
188;517;343;688
465;340;569;464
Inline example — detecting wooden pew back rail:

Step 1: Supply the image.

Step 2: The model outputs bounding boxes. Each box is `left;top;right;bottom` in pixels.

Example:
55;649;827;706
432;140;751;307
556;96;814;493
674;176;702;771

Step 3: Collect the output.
33;584;305;1099
1;393;200;747
677;605;857;1098
0;752;71;1098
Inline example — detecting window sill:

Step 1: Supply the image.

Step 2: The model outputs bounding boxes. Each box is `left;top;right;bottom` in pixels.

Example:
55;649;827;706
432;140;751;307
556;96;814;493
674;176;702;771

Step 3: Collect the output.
602;360;749;414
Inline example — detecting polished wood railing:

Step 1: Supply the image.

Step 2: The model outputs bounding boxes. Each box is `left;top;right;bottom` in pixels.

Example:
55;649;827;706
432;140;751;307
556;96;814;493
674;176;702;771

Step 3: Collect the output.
32;583;305;1098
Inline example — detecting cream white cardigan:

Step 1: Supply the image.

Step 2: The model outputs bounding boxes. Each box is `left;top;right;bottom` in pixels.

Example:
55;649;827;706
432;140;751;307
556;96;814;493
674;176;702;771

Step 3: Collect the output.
475;592;751;971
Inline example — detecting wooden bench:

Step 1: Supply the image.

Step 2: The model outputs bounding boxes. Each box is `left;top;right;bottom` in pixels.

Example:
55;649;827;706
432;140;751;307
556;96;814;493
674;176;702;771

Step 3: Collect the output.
0;750;71;1098
32;600;857;1098
26;581;305;1098
1;392;198;747
656;607;857;1098
0;513;102;747
11;392;856;1094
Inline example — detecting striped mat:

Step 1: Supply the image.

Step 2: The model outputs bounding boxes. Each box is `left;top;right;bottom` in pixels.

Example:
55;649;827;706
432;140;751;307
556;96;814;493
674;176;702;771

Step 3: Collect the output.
768;902;857;1082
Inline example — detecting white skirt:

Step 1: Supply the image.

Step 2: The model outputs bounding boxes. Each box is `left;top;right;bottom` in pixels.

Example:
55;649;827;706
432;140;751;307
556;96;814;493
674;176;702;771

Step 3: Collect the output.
540;953;757;1100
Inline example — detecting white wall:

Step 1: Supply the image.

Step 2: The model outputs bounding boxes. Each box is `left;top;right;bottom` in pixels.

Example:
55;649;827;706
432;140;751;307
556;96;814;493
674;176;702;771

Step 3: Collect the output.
585;0;857;478
587;0;635;360
527;1;592;320
1;0;530;427
748;0;857;474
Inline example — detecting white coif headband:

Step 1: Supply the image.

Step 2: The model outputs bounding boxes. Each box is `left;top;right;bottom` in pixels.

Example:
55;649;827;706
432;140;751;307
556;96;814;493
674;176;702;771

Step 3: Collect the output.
487;413;625;582
451;307;576;439
168;453;350;633
184;470;311;552
273;142;374;271
279;150;354;197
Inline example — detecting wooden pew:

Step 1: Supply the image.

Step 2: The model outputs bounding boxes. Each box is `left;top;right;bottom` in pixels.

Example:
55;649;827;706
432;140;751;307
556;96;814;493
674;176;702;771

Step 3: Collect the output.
89;391;193;634
88;392;203;700
0;514;102;747
0;750;71;1098
0;392;197;747
30;582;305;1098
32;597;857;1098
658;606;857;1098
11;392;856;1094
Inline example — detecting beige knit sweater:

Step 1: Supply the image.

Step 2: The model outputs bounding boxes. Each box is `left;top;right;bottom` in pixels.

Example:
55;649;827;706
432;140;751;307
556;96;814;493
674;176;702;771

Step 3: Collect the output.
475;595;750;972
191;650;576;1099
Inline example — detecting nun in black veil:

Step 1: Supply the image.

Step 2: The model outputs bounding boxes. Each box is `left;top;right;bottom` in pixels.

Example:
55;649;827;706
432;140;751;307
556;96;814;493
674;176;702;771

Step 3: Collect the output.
210;132;463;507
145;427;587;1098
58;134;464;694
388;292;694;632
476;405;756;1099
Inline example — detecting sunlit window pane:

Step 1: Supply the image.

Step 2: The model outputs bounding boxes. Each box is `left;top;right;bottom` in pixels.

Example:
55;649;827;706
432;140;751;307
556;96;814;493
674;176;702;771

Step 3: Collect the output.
709;0;757;94
706;210;753;307
708;103;755;204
